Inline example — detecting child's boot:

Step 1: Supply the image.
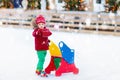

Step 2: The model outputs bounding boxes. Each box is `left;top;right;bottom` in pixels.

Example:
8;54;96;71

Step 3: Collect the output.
40;71;48;77
35;70;41;75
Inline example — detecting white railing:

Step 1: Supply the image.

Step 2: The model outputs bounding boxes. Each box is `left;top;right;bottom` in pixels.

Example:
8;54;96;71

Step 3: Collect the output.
0;9;120;36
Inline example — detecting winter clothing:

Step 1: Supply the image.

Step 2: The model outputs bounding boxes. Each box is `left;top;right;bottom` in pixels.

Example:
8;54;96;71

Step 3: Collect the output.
36;70;48;77
35;15;46;24
40;71;48;77
36;50;47;71
36;69;41;75
32;20;52;73
13;0;23;8
32;27;52;50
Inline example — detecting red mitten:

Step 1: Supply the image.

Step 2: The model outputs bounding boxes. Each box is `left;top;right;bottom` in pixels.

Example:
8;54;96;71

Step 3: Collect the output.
42;28;52;37
36;29;42;35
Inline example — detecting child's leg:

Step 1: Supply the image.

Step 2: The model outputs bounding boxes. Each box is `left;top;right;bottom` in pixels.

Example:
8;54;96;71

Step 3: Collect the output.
36;50;47;71
54;57;61;69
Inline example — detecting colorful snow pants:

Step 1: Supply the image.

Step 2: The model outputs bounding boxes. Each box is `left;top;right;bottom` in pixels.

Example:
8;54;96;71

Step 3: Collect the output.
36;50;47;71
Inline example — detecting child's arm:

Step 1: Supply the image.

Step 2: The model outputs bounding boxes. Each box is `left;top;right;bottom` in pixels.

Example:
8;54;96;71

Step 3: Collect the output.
32;28;41;37
41;28;52;37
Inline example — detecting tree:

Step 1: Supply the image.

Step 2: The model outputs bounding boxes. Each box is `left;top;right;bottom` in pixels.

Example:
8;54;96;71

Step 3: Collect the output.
107;0;120;13
63;0;86;11
0;0;14;8
27;0;40;10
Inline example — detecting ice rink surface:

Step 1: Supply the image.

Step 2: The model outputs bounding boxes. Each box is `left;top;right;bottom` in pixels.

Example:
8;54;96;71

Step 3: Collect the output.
0;27;120;80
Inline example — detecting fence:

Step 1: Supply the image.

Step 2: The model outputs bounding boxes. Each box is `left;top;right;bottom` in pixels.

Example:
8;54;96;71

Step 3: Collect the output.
0;9;120;36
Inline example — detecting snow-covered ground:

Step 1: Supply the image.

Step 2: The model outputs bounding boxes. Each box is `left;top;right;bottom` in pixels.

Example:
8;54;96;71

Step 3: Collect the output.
0;27;120;80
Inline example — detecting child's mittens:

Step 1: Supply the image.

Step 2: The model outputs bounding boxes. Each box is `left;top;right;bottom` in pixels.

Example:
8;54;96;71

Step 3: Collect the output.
41;29;52;37
36;29;41;35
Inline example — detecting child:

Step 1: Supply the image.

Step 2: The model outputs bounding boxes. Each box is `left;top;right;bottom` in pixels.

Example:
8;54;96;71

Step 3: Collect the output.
32;15;52;77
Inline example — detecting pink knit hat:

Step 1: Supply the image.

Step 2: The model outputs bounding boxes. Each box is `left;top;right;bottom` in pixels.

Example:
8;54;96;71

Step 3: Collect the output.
35;15;46;24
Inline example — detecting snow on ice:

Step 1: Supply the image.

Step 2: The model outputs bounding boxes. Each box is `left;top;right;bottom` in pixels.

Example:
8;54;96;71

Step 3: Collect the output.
0;27;120;80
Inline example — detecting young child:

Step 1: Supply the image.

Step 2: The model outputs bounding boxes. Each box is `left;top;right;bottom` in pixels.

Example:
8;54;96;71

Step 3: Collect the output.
32;15;52;77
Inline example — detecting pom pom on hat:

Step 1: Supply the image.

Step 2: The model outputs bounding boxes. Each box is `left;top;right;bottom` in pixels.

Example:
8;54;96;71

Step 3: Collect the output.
35;15;46;24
